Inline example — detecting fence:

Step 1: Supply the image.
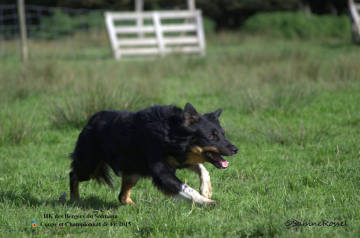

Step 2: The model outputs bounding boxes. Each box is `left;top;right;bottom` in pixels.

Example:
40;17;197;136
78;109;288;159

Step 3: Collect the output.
0;4;112;60
105;10;205;59
349;0;360;43
0;3;196;61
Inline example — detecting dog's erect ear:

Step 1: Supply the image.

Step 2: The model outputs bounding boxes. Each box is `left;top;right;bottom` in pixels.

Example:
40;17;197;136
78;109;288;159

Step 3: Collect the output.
183;103;200;126
184;103;197;115
204;108;222;123
214;109;222;118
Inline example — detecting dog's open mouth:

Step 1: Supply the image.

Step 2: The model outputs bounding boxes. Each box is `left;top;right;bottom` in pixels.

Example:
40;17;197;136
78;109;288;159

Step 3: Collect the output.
204;152;229;169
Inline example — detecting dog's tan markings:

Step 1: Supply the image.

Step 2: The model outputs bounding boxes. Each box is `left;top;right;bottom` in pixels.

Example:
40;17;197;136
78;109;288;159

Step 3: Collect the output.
187;164;212;199
190;146;202;154
186;151;206;165
119;174;138;205
214;131;217;135
201;146;219;153
167;156;180;168
186;146;220;165
71;180;80;200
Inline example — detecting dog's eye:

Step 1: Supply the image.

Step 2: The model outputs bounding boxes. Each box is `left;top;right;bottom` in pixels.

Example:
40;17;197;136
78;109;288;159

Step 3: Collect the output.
222;130;225;135
209;135;215;139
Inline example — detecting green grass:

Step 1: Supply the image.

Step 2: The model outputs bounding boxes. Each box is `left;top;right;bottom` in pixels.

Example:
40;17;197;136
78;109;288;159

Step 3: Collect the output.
1;34;360;237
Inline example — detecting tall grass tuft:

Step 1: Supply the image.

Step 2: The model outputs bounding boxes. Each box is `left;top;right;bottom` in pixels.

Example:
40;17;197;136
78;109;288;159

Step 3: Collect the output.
0;61;62;101
0;116;36;146
257;118;329;146
238;82;320;114
48;83;154;129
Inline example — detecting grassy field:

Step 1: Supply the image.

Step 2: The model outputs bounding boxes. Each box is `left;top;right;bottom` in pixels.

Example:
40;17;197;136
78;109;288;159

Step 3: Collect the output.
1;34;360;237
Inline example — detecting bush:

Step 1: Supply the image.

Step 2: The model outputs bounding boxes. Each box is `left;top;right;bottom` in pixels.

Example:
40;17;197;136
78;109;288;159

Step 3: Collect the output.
243;11;350;40
203;17;216;35
35;10;104;40
36;10;74;40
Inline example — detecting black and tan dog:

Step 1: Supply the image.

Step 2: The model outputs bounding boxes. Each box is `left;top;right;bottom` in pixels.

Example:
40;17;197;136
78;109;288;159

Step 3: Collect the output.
69;103;238;206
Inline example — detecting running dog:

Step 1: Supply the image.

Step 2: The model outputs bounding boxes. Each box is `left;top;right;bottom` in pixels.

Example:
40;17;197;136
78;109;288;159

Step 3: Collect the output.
69;103;238;206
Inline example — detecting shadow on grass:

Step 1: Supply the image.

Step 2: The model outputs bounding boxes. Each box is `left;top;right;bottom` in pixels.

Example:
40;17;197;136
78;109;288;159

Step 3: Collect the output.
137;226;154;237
0;190;124;210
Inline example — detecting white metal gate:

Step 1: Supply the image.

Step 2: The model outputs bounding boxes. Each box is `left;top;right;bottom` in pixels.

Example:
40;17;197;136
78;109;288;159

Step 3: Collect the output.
104;10;205;59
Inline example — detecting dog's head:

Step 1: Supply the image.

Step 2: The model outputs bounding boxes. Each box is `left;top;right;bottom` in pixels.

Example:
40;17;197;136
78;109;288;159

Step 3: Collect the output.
182;103;238;169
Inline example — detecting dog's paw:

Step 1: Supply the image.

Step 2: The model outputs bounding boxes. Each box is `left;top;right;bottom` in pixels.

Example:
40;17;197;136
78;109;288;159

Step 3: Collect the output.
121;200;136;206
119;196;136;206
202;199;220;207
125;200;136;206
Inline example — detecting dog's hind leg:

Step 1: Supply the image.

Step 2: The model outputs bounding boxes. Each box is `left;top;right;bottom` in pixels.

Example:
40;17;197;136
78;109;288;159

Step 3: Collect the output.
69;171;80;200
187;163;212;199
69;157;101;201
119;174;139;205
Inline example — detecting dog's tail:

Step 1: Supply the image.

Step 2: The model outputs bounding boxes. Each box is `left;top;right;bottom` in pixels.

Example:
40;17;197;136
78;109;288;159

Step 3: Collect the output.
93;162;114;189
70;152;114;188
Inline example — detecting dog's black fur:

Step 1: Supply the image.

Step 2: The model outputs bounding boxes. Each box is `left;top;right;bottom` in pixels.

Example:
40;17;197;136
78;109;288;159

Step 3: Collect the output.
69;103;238;206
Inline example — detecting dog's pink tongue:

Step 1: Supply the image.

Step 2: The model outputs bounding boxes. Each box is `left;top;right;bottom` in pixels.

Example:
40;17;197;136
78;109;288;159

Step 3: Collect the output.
220;160;229;167
213;153;229;168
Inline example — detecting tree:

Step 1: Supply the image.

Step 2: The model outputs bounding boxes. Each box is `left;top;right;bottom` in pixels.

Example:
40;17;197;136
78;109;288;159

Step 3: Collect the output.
196;0;300;30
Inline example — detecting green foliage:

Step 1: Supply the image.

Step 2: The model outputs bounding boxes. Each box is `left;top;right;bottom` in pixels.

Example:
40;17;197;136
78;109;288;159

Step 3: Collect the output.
73;12;105;30
37;10;73;40
33;9;215;40
243;11;351;40
35;10;104;40
196;0;300;29
203;17;216;35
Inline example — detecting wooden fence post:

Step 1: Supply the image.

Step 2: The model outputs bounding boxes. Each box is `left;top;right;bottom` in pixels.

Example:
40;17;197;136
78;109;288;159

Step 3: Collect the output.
17;0;28;62
187;0;195;11
153;12;165;57
195;10;205;56
135;0;144;38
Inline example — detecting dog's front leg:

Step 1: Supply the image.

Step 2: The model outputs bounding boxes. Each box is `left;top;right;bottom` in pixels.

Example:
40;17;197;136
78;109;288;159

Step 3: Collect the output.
187;163;212;199
173;184;219;207
150;161;218;206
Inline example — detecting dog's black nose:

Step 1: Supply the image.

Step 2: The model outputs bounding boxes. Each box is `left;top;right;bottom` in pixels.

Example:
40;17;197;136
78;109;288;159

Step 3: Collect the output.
232;147;238;155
